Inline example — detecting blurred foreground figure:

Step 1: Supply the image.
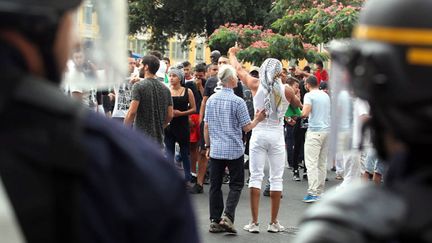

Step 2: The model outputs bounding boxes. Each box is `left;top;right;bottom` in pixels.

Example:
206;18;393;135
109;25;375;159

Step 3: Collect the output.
295;0;432;242
0;0;199;242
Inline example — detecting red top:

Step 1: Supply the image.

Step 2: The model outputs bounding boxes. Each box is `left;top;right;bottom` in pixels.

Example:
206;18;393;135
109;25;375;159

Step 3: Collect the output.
314;69;329;84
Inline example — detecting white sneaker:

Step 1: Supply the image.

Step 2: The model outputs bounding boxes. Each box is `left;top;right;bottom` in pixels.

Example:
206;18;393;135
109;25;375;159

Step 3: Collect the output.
267;221;285;233
243;222;260;233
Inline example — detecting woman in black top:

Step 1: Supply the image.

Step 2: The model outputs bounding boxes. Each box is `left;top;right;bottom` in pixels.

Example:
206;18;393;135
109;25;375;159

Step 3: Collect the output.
164;68;196;182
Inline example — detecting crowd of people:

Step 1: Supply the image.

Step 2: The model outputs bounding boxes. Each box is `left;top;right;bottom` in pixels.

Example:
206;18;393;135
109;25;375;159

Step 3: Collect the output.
62;39;389;234
4;0;432;242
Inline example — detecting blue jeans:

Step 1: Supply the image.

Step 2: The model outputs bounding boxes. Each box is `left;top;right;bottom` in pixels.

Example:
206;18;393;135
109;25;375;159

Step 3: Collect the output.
164;135;192;182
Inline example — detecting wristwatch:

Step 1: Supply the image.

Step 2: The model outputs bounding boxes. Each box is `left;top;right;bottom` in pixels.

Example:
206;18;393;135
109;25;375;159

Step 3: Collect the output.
205;144;210;149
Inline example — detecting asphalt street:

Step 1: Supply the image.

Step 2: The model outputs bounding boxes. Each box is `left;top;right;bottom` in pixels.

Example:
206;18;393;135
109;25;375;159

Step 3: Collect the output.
189;165;341;243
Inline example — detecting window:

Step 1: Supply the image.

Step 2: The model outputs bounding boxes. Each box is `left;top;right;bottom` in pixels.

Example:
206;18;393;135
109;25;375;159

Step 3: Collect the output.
84;1;93;25
195;42;204;63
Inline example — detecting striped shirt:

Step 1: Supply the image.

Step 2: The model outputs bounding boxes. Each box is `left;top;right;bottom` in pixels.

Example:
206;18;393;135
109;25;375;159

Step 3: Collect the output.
204;88;251;160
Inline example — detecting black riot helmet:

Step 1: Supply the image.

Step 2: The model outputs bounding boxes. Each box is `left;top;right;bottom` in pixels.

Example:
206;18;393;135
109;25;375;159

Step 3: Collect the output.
0;0;82;82
330;0;432;159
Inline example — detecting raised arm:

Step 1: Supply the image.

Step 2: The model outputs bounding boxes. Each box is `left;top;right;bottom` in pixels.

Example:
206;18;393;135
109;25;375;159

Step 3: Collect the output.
284;85;303;109
228;47;259;95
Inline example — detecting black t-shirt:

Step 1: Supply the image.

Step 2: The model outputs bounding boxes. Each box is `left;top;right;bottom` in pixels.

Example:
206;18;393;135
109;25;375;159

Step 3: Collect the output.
184;79;206;114
204;77;244;99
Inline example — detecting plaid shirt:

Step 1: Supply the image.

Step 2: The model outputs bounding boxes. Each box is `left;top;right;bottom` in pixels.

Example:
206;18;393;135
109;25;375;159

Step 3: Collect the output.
204;88;251;160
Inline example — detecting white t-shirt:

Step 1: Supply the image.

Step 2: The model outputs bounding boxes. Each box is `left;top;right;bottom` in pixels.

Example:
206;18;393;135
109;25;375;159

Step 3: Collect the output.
352;98;370;149
112;80;133;118
304;89;331;132
64;66;93;108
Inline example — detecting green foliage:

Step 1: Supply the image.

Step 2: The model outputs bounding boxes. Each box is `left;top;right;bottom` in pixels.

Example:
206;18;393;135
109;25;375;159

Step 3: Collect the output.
128;0;273;53
271;0;364;45
209;24;328;66
207;26;239;55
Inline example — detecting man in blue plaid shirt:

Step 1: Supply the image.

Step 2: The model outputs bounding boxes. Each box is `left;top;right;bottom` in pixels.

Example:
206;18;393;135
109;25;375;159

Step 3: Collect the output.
204;65;266;234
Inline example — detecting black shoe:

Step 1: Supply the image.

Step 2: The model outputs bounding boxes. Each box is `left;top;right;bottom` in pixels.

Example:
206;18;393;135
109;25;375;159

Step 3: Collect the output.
303;174;308;181
331;166;336;172
189;183;204;194
293;170;301;181
223;174;230;184
190;175;197;184
203;175;210;185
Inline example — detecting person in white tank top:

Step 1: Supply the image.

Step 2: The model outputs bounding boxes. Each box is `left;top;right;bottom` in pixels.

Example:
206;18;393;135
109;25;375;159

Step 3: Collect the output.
229;47;302;233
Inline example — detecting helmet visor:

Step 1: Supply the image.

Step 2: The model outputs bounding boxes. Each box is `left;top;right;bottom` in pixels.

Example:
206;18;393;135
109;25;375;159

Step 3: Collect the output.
61;0;128;91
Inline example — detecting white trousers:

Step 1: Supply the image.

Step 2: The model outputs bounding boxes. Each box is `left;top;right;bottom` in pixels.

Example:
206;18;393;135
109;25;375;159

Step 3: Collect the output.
304;131;329;196
248;127;285;191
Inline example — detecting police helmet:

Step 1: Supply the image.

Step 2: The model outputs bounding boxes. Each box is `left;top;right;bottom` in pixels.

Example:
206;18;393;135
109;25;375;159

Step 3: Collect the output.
331;0;432;158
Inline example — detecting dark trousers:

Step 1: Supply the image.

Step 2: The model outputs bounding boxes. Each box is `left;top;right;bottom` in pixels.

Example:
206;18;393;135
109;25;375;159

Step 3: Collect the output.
164;134;192;182
209;156;244;223
293;122;307;172
285;124;295;167
243;131;252;156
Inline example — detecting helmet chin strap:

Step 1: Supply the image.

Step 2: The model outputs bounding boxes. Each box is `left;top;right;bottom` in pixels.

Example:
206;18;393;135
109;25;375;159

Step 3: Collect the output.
368;106;389;160
39;44;61;83
36;21;62;84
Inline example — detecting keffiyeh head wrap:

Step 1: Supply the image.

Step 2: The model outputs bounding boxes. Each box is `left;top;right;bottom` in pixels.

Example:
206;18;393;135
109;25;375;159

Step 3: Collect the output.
259;58;283;117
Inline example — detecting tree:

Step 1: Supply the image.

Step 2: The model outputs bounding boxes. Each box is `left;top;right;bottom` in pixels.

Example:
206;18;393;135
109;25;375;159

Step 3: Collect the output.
208;24;329;66
128;0;273;53
271;0;364;45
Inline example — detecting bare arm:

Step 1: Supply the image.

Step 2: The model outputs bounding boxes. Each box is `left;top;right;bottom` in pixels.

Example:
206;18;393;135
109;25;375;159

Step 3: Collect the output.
301;104;312;118
243;109;266;132
164;106;174;128
228;47;259;94
285;85;303;109
204;122;210;159
124;100;139;126
199;96;209;124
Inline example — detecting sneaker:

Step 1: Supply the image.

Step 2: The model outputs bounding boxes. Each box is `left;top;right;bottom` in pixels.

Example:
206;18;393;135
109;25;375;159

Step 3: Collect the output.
267;221;285;233
209;221;225;233
293;170;301;181
335;175;343;180
263;187;270;197
243;222;260;233
302;194;320;203
220;215;237;233
189;184;203;194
